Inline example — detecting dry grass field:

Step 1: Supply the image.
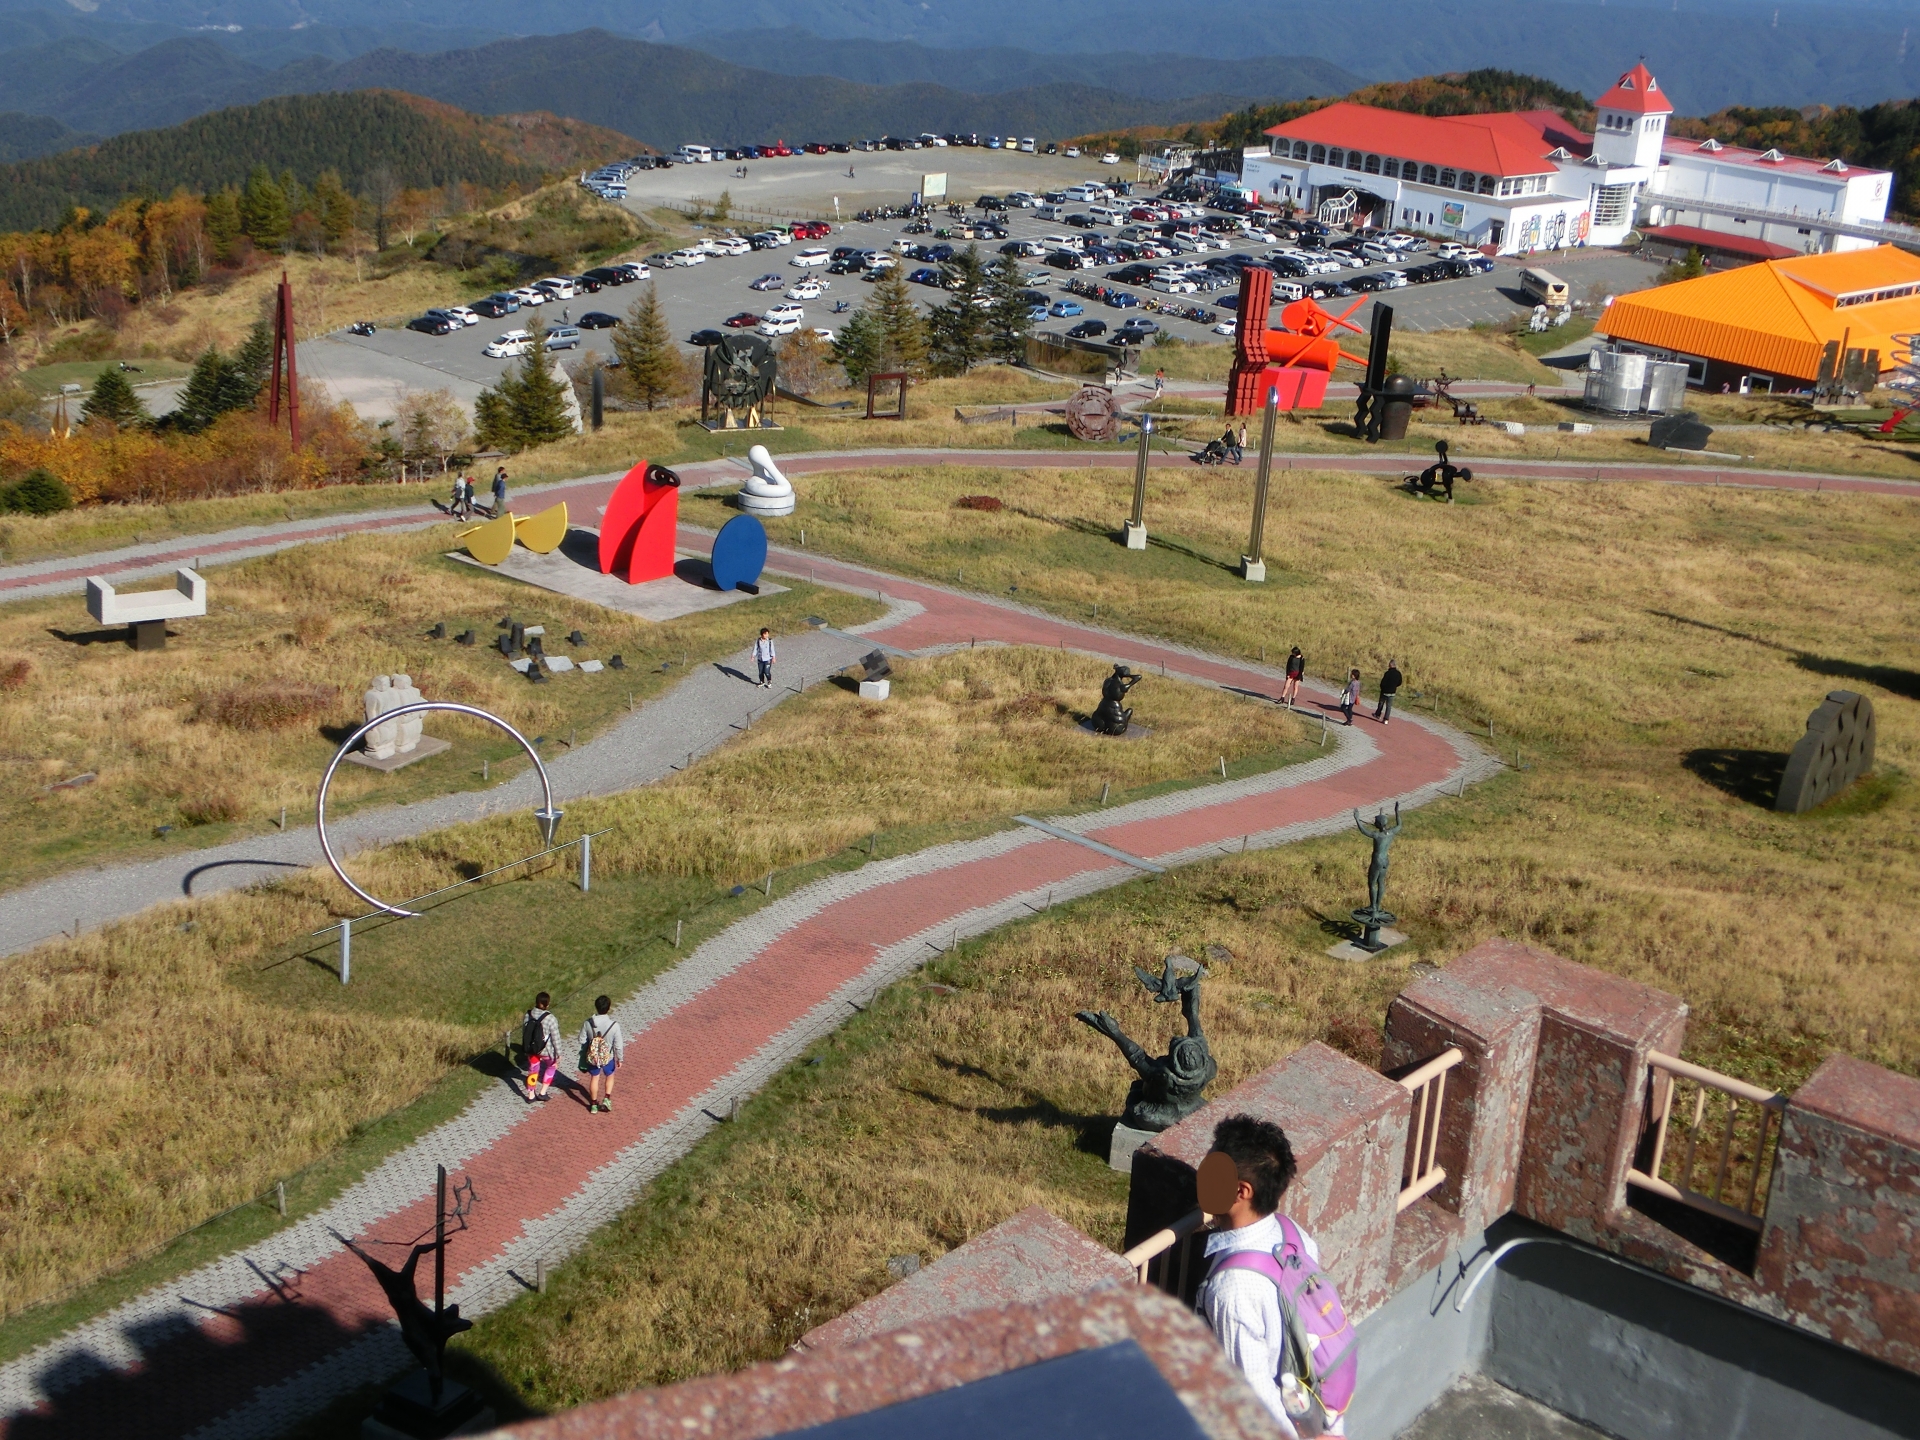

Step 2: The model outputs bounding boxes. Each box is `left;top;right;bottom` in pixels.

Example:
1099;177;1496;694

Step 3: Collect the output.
0;646;1309;1326
0;526;882;890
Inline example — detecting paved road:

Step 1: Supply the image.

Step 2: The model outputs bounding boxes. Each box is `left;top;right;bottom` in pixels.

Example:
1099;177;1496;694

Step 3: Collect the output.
0;541;1500;1440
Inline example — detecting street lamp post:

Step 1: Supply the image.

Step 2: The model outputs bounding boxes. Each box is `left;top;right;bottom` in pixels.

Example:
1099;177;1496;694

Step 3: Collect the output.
1242;386;1280;582
1125;414;1152;550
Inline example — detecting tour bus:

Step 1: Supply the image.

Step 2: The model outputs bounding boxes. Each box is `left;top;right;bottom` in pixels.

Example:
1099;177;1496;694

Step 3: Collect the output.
674;144;714;164
1519;268;1569;306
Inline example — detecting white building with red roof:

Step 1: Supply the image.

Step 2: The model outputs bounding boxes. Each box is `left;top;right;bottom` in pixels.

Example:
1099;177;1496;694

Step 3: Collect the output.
1239;61;1892;259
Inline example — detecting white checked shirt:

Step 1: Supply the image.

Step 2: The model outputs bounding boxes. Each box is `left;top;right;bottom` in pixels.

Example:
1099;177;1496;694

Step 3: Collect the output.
1198;1212;1341;1438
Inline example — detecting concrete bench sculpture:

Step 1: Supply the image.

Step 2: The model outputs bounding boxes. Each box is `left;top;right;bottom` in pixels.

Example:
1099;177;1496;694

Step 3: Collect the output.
736;444;795;516
85;568;206;650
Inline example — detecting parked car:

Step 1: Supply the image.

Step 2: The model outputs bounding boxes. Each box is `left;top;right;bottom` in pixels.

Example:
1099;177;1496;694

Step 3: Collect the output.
713;236;752;256
443;305;479;326
1114;318;1158;339
511;287;546;306
1065;213;1097;229
786;278;824;299
408;315;454;336
1100;152;1121;164
1212;318;1237;336
545;325;582;350
747;274;783;293
1066;318;1107;338
1049;299;1083;317
790;247;831;267
583;267;629;287
1045;250;1088;271
535;276;578;298
724;311;761;328
578;311;621;328
689;328;726;345
668;249;708;266
482;329;530;356
1105;290;1140;309
908;267;945;287
472;298;512;318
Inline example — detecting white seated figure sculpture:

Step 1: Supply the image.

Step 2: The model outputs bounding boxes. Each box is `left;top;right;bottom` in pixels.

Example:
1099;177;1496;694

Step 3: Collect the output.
737;444;795;516
363;675;400;760
391;674;424;753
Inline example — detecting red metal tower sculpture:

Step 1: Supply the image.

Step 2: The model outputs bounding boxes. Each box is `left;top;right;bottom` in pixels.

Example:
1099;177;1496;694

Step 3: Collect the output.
268;271;301;449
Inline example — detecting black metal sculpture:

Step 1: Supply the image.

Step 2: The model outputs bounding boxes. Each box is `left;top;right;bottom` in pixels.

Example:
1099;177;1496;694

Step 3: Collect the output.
1349;802;1402;953
1091;664;1141;736
1076;955;1217;1131
1404;439;1472;501
701;332;778;429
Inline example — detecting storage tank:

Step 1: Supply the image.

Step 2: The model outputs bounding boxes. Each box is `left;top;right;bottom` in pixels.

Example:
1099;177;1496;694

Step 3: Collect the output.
1642;360;1690;415
1585;349;1649;413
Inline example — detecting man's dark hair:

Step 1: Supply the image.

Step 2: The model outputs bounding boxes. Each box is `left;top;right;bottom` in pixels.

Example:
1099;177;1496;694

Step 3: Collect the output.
535;991;551;1009
595;994;612;1014
1212;1114;1297;1216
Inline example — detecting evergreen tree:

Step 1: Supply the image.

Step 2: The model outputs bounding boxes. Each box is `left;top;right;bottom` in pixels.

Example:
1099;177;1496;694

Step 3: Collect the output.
234;320;274;398
831;304;885;386
985;256;1035;364
173;346;260;433
474;319;575;451
611;285;682;409
869;266;929;378
240;165;289;250
927;245;990;376
80;367;149;429
206;187;241;261
0;468;73;515
313;170;357;246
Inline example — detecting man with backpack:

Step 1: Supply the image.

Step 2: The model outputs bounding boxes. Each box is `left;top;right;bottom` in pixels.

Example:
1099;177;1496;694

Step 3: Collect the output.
576;994;625;1113
1197;1114;1356;1437
521;992;560;1104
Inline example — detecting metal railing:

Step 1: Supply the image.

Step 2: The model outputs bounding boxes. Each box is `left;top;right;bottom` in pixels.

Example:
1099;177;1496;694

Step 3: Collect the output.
1397;1047;1464;1211
1626;1050;1787;1233
1123;1207;1208;1295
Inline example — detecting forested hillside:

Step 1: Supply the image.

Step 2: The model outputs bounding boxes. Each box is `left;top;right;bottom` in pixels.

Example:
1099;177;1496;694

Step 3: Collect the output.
0;91;637;232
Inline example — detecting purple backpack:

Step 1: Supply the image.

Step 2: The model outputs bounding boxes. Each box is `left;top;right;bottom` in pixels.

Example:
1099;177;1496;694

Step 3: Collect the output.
1210;1215;1359;1429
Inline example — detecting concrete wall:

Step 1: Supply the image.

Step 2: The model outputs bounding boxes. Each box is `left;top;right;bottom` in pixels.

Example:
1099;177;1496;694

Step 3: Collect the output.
1346;1227;1493;1440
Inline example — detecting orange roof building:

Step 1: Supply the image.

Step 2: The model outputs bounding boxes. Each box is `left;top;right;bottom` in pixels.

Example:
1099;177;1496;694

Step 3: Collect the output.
1597;244;1920;387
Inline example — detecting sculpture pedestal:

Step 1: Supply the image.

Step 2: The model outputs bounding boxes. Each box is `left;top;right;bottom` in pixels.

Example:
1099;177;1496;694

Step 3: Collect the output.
1240;556;1266;583
131;620;168;651
361;1371;494;1440
1327;906;1407;962
345;736;452;773
859;679;891;701
1123;521;1148;551
1109;1121;1158;1173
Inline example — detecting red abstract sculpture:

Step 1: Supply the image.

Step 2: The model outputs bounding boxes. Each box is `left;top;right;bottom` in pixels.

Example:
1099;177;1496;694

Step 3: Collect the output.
1224;267;1368;416
599;460;681;583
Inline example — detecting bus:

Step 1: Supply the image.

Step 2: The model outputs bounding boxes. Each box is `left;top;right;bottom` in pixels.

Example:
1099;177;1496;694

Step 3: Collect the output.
1519;268;1569;306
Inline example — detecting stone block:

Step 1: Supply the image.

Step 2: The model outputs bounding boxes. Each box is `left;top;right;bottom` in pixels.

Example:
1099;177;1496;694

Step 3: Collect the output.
578;660;603;673
1127;1042;1408;1318
859;678;891;701
1110;1121;1157;1173
546;655;575;672
797;1205;1135;1350
1124;520;1148;550
1755;1054;1920;1374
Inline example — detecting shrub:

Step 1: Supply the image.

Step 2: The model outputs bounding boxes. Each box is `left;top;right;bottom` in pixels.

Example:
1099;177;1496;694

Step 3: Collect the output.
953;495;1003;511
1;469;74;515
0;659;30;690
291;612;333;647
199;682;337;730
179;789;246;825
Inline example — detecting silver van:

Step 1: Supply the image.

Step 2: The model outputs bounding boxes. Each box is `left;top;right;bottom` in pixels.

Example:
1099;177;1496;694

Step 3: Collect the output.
545;325;582;350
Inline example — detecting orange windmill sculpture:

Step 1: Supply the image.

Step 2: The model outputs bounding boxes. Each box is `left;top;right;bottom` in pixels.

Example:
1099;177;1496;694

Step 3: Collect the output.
1224;265;1368;415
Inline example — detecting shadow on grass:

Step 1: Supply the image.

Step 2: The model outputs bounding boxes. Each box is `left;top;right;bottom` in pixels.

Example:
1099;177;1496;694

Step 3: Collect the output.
909;1056;1110;1158
1649;609;1920;703
1683;748;1786;810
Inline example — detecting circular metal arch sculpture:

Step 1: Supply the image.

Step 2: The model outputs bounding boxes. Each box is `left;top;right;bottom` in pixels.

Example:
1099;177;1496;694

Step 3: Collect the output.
316;701;562;919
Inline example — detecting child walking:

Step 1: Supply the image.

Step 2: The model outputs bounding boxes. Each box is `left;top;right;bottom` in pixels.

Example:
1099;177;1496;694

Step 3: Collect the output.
1342;668;1362;726
577;995;625;1113
1280;646;1305;708
521;991;560;1103
754;627;775;688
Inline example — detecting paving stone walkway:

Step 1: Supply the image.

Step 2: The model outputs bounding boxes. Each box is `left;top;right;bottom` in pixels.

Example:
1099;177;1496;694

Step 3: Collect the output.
0;526;1503;1440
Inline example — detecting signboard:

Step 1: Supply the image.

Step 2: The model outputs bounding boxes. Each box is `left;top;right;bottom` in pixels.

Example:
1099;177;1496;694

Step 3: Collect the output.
921;172;949;202
1441;201;1466;228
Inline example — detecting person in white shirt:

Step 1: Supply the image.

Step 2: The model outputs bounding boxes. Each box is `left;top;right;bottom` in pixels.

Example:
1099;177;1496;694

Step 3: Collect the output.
753;627;776;689
1196;1114;1341;1438
576;994;625;1114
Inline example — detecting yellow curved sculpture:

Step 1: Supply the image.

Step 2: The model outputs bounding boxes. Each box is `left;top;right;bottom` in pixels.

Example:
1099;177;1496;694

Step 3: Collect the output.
514;501;568;555
459;512;518;566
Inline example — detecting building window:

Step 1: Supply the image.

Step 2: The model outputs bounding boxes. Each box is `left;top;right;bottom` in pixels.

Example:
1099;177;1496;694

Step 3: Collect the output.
1365;153;1380;174
1293;141;1309;160
1310;145;1326;164
1458;170;1475;191
1479;175;1495;194
1325;147;1342;167
1440;168;1457;188
1499;179;1512;196
1421;164;1438;184
1592;183;1632;227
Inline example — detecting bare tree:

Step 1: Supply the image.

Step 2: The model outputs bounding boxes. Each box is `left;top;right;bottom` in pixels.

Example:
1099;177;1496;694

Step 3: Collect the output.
365;166;401;251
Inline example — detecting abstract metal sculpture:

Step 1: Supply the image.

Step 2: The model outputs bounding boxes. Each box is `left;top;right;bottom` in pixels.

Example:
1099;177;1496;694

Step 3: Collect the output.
1076;954;1217;1131
599;460;681;584
85;567;206;650
1064;384;1123;442
1090;664;1141;736
1776;690;1876;813
1403;439;1472;501
710;514;769;592
736;443;795;515
701;332;778;429
458;502;568;564
1350;803;1402;953
1225;265;1368;416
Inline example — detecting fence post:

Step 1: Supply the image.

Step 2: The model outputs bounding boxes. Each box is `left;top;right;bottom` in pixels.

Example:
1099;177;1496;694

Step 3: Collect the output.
339;917;351;985
579;833;592;893
275;1181;287;1217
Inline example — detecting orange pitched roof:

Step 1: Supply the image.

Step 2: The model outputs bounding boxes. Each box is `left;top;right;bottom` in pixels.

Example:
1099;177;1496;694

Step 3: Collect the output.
1265;102;1557;178
1597;245;1920;380
1595;62;1673;115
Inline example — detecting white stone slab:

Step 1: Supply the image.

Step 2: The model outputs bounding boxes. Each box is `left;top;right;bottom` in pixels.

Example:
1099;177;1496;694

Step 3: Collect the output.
579;660;604;673
858;678;891;700
546;655;575;672
86;568;206;625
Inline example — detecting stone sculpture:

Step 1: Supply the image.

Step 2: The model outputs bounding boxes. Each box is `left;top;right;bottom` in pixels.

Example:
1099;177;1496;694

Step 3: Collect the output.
737;444;796;515
1090;664;1141;736
1076;954;1217;1131
85;567;206;650
1350;802;1402;953
363;674;424;760
1064;384;1123;442
857;648;892;701
1776;690;1876;813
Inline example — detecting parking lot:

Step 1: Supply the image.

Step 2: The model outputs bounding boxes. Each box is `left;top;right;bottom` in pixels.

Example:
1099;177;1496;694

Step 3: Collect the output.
307;147;1664;413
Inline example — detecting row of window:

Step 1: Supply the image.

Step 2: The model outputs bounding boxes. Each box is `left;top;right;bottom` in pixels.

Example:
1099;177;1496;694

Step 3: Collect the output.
1272;140;1552;198
1834;281;1920;309
1599;113;1663;133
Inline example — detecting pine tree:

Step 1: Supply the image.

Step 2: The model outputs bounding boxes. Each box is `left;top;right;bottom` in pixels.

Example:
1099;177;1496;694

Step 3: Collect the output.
240;165;289;250
985;255;1035;364
611;285;682;409
927;245;990;376
869;266;929;378
206;187;241;261
173;346;259;433
234;320;273;400
80;367;149;429
831;304;885;386
475;320;575;451
313;170;357;247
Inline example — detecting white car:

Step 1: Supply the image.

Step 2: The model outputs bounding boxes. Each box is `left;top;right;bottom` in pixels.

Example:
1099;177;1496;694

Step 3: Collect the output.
1100;152;1121;164
512;287;548;306
1149;274;1197;294
1064;146;1081;158
763;302;805;322
443;305;479;326
790;247;832;267
754;230;792;247
812;327;835;342
483;329;531;357
1005;191;1038;208
714;237;752;256
785;278;823;299
1212;318;1237;336
757;314;802;336
1243;227;1278;244
668;248;708;266
1378;270;1410;288
1165;234;1203;254
536;276;577;298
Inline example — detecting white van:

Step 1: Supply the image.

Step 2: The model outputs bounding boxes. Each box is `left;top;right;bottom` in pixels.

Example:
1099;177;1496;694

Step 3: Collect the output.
1019;137;1036;153
1272;279;1306;302
1036;202;1068;222
1519;268;1569;305
1064;183;1105;202
674;144;713;164
1360;241;1397;264
1088;204;1124;226
483;329;530;358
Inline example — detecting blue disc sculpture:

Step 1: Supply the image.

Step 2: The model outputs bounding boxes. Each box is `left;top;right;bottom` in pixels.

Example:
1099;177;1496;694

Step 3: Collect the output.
711;513;769;592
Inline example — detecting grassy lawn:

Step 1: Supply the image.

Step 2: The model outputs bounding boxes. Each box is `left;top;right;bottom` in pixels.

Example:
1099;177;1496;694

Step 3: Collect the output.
17;359;193;397
0;645;1310;1328
1147;330;1566;388
0;527;883;892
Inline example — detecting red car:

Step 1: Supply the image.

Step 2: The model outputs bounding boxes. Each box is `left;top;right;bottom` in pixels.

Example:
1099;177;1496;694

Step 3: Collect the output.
792;220;831;239
724;311;761;328
770;141;794;157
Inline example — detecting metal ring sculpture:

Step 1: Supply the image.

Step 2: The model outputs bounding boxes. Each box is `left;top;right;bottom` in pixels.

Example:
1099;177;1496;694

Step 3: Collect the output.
316;700;561;919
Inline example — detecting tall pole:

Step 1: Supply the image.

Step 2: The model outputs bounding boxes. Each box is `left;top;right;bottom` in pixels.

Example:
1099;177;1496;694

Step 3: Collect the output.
434;1163;447;1317
1125;414;1151;550
1243;386;1278;583
268;273;301;451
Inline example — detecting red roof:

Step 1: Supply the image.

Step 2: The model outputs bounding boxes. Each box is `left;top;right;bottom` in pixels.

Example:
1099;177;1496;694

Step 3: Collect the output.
1595;62;1672;116
1640;224;1800;262
1265;102;1559;179
1660;135;1889;180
